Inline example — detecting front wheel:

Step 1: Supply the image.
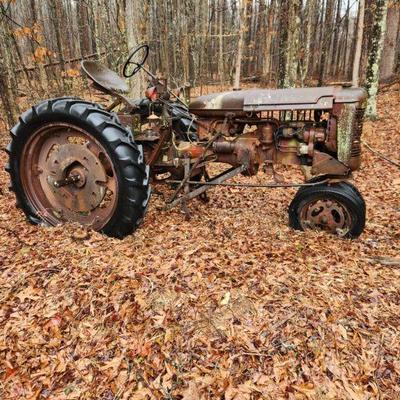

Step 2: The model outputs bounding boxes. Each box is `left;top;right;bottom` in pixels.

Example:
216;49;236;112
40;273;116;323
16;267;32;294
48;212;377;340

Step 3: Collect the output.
6;98;151;238
288;182;366;238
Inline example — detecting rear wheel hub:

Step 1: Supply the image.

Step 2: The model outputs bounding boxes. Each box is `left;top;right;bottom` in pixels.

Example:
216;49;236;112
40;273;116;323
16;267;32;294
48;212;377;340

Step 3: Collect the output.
20;123;118;230
46;143;107;213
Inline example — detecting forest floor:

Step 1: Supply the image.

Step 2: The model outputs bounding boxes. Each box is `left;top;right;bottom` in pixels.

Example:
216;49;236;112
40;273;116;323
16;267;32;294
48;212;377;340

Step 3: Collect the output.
0;85;399;400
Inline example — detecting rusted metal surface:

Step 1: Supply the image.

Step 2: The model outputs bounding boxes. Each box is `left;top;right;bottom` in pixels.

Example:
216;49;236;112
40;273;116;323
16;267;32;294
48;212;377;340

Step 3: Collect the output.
311;151;350;176
166;179;329;189
336;103;356;166
79;55;367;212
147;126;171;166
189;87;367;115
299;198;352;234
82;62;140;113
336;104;365;170
81;61;129;94
20;123;118;230
348;108;365;170
46;143;107;212
325;117;338;153
166;165;247;209
9;45;370;239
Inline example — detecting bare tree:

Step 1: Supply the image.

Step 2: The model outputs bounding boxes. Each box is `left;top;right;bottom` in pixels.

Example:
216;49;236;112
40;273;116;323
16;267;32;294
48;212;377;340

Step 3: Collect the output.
218;0;224;86
125;0;148;98
301;0;317;84
277;0;289;88
352;0;365;86
77;1;93;58
234;0;248;89
0;0;399;124
365;0;389;119
262;0;275;83
284;0;301;87
318;0;335;85
380;3;400;80
0;16;19;126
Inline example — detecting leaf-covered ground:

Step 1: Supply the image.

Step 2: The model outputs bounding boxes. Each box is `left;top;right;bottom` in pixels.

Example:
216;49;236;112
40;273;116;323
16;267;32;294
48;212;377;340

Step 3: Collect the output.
0;87;399;399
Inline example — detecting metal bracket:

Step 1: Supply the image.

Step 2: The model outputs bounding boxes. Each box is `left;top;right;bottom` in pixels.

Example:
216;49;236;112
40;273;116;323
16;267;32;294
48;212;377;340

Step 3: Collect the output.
165;164;247;210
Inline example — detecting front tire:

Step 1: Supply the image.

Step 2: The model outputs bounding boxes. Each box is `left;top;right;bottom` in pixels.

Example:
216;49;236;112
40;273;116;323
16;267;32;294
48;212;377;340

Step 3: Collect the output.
6;97;151;238
289;182;366;238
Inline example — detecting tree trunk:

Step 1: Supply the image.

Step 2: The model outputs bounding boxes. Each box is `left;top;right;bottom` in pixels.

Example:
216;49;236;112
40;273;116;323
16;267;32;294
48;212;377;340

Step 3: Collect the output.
0;68;18;128
340;0;351;79
92;0;102;58
331;0;342;77
0;3;34;93
180;2;190;84
365;0;388;119
263;0;275;81
49;0;66;72
396;12;400;74
277;0;289;88
300;0;317;85
49;0;67;91
30;0;48;94
0;16;19;101
380;4;400;81
318;0;334;85
197;0;209;93
0;19;19;126
218;0;224;86
234;0;247;90
125;0;148;99
315;0;325;78
352;0;365;86
360;0;375;82
284;0;301;87
77;0;93;58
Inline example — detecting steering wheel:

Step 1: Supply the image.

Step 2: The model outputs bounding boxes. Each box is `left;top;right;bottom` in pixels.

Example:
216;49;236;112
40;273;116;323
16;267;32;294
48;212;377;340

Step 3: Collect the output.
123;44;149;78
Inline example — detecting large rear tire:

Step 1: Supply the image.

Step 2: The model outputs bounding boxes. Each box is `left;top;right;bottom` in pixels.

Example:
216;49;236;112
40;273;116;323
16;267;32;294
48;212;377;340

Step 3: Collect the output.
6;97;151;238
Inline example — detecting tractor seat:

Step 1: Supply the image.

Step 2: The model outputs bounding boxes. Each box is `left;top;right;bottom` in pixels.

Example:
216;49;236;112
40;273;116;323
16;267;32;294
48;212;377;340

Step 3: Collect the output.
81;61;129;95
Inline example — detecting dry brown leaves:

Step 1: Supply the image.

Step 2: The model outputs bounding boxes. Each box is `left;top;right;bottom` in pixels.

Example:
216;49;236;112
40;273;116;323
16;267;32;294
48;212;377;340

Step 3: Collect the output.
0;86;399;399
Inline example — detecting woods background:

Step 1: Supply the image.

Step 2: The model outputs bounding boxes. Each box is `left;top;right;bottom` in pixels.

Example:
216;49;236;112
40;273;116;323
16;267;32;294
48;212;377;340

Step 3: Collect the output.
1;2;400;399
0;0;399;127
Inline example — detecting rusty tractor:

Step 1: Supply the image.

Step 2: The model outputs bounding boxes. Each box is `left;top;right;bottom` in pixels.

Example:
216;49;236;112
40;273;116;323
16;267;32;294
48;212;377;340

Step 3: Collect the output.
6;45;367;238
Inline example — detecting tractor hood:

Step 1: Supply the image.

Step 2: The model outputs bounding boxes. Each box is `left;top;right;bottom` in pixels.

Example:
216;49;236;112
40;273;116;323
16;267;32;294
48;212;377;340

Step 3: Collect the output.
189;86;367;116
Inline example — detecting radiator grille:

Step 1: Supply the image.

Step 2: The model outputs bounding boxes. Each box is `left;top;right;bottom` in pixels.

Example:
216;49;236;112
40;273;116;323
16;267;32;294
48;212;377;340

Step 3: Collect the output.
261;110;316;122
351;108;365;158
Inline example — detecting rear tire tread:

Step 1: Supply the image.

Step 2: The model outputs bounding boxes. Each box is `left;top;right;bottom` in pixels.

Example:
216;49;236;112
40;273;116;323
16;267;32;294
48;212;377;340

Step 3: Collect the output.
6;97;150;238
